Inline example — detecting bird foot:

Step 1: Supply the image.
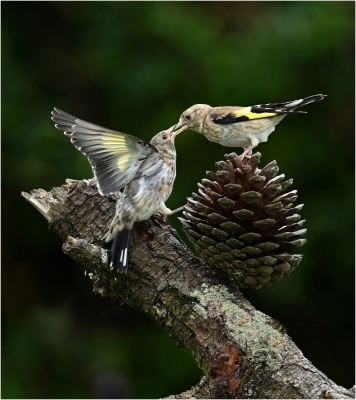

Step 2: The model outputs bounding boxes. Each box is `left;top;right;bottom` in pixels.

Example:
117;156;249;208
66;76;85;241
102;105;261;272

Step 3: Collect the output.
158;206;184;217
169;206;184;215
158;205;173;217
158;205;184;217
240;148;253;160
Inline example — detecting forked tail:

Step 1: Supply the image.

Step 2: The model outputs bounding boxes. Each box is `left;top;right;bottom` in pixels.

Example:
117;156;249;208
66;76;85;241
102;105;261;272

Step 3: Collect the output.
274;94;326;111
256;94;326;114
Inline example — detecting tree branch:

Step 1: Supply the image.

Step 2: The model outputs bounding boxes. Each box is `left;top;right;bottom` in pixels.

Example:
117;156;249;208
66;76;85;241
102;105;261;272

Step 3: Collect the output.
21;179;354;399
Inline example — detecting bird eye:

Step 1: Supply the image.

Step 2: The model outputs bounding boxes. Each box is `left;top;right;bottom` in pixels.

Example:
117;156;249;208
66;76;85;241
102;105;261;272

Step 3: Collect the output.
185;114;191;120
162;135;167;140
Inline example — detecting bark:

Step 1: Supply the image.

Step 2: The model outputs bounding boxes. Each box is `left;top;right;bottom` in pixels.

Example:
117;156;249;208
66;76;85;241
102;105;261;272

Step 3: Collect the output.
21;179;354;399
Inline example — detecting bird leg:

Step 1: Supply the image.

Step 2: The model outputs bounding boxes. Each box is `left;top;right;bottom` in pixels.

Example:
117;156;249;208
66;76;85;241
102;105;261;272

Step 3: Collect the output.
240;138;259;160
240;147;253;160
169;206;185;215
158;204;184;217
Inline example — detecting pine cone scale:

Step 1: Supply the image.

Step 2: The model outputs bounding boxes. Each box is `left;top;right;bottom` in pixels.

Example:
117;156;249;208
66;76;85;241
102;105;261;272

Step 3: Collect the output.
180;152;307;289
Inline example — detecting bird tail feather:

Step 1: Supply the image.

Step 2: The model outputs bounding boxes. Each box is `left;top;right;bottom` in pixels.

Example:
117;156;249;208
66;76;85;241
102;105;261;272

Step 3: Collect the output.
257;94;326;114
104;228;131;273
272;94;326;112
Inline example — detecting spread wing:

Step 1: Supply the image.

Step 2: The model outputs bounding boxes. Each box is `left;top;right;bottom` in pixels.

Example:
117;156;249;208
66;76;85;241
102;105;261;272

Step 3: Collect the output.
210;105;305;125
52;108;157;195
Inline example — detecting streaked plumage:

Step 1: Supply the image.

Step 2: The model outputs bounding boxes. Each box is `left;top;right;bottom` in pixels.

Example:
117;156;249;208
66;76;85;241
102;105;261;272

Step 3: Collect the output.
52;108;186;272
176;94;326;158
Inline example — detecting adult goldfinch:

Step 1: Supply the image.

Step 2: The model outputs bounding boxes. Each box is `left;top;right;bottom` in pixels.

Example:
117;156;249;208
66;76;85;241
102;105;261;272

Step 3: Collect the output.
176;94;326;158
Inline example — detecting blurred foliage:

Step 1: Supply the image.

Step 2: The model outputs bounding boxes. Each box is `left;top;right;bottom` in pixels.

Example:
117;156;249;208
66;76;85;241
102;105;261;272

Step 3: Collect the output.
2;2;354;398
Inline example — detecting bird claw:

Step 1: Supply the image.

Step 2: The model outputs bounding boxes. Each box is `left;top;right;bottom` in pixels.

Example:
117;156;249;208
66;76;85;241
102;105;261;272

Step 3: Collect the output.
240;148;253;160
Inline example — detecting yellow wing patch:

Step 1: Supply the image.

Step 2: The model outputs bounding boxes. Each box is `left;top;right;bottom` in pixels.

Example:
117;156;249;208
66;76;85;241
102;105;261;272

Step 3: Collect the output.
102;136;128;150
117;154;132;171
212;107;278;124
230;107;277;119
52;107;155;195
244;111;278;120
102;136;133;171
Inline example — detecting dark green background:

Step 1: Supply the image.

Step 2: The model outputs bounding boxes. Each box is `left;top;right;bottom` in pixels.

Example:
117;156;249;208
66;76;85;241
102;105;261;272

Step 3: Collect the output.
2;2;354;398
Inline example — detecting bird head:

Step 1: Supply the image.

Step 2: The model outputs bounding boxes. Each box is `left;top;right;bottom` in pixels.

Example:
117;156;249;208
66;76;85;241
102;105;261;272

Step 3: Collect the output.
175;104;211;133
150;124;187;154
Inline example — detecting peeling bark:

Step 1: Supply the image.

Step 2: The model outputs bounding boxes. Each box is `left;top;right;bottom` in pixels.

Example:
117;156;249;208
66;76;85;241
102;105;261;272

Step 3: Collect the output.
21;179;355;399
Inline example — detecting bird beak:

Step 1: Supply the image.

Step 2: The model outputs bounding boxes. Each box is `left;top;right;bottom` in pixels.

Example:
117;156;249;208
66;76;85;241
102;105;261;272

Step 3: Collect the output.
172;119;187;131
166;123;188;137
173;124;188;137
171;120;188;136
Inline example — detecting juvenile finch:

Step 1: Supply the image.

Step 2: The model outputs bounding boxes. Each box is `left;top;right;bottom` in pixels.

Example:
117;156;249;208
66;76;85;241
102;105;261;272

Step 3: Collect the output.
52;108;186;273
176;94;326;158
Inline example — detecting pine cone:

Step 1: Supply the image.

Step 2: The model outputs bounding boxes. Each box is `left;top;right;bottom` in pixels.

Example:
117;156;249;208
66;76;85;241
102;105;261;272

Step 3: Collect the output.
179;152;306;290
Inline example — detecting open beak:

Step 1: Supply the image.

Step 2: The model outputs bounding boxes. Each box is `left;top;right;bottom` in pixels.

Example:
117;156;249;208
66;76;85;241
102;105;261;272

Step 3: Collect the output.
173;124;188;137
166;123;188;137
171;119;189;136
172;119;188;132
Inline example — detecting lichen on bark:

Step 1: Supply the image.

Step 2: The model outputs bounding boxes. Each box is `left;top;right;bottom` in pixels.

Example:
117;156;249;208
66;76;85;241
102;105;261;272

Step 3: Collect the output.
21;179;355;399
